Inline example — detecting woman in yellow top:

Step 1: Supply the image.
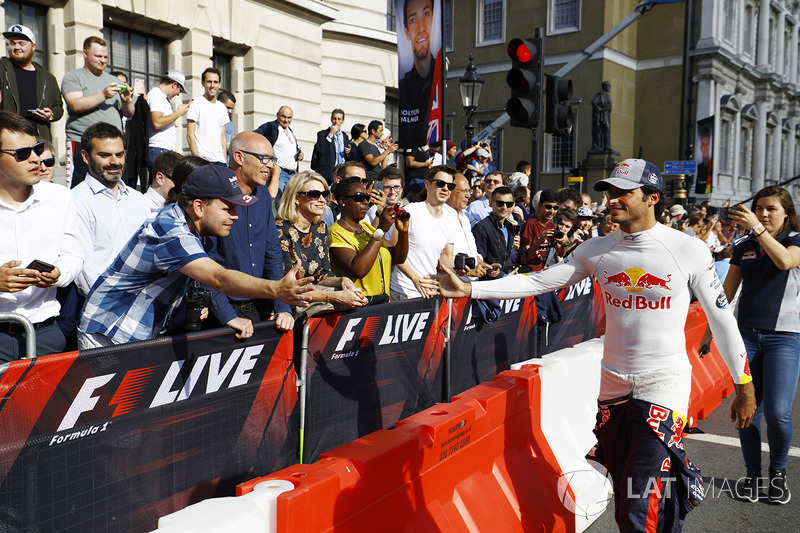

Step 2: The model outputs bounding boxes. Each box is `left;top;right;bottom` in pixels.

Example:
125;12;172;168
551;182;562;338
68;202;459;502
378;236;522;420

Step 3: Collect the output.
329;177;409;303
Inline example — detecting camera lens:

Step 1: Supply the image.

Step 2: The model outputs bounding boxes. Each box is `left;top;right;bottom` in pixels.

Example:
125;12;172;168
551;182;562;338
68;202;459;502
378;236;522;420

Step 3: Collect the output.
553;230;565;240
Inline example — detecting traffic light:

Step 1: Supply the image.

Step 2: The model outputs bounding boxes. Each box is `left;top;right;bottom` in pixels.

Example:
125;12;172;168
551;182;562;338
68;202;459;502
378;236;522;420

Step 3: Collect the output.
545;75;573;136
505;36;543;128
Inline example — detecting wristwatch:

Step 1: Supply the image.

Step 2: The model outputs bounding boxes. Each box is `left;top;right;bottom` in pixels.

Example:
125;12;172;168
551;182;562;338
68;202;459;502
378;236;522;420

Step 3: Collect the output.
371;229;385;241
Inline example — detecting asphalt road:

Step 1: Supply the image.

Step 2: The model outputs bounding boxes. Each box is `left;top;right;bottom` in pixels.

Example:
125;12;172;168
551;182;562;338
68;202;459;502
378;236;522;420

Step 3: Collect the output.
585;389;800;533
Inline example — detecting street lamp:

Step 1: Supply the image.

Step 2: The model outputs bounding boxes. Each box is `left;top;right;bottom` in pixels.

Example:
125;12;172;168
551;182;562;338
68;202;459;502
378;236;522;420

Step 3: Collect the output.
459;54;484;146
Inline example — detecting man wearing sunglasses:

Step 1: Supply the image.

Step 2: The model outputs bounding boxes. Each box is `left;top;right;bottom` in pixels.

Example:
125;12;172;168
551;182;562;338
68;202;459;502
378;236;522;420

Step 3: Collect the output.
465;170;507;227
390;165;457;300
202;131;294;339
0;25;63;144
519;188;560;272
0;111;83;360
472;186;521;279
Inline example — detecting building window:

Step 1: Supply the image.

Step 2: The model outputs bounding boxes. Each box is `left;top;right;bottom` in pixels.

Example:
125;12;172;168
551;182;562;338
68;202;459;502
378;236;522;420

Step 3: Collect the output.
102;26;165;93
552;0;579;32
718;119;731;174
4;1;48;68
385;94;399;143
739;126;752;179
768;14;776;68
723;0;736;43
444;0;453;51
743;5;754;57
477;0;504;45
548;130;575;172
478;119;502;169
212;51;233;91
387;0;396;32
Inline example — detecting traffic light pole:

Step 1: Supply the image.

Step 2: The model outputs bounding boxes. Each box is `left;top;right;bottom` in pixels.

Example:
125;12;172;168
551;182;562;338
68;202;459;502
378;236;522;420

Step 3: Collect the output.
531;128;541;194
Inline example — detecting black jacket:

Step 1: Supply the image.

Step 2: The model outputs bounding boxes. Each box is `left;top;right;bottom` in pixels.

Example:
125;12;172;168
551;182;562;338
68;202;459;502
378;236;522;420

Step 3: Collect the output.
0;57;63;142
311;126;349;183
472;214;517;279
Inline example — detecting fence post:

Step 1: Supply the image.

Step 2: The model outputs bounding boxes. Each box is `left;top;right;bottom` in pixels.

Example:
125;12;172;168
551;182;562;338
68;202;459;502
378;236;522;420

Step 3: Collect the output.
297;320;310;464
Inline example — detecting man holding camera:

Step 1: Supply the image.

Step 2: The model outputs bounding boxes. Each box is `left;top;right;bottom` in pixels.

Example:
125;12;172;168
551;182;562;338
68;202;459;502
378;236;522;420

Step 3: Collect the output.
78;165;313;349
390;165;457;300
472;186;520;279
519;188;560;272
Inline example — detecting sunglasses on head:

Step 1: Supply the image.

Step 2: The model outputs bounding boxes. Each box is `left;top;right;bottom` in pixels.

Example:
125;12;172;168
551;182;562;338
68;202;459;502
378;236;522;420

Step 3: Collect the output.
39;157;56;168
494;200;515;208
297;189;330;200
345;175;369;184
0;142;45;162
429;178;456;191
343;192;370;202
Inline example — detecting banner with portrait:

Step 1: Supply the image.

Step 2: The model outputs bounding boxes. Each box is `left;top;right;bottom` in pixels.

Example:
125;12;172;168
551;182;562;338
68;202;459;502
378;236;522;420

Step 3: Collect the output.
396;0;444;149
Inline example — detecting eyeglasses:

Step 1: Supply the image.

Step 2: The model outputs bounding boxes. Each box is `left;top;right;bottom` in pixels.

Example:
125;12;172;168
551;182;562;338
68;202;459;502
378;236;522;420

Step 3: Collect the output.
494;200;515;208
342;193;370;202
384;185;403;191
297;189;330;200
239;150;277;165
0;142;44;162
428;178;456;191
38;157;56;168
542;203;559;211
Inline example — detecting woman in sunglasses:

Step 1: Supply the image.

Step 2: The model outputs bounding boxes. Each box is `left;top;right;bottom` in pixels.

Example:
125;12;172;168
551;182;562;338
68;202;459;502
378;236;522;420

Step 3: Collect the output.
329;177;409;304
36;139;56;182
276;171;367;310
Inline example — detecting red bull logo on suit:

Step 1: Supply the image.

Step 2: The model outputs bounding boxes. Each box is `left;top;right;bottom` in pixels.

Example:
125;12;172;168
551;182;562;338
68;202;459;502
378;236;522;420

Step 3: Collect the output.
603;267;673;309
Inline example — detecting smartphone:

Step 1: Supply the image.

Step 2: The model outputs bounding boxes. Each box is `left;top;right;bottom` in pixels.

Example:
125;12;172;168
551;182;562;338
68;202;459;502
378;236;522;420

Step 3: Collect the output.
133;78;145;96
717;207;729;222
26;259;55;273
113;84;127;93
372;181;384;192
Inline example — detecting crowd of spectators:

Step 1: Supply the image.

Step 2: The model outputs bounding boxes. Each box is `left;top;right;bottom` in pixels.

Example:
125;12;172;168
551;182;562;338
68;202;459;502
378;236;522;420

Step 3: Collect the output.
0;24;785;363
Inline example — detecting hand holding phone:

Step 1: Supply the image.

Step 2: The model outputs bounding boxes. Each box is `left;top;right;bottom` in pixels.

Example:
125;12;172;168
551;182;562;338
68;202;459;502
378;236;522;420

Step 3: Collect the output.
26;259;55;273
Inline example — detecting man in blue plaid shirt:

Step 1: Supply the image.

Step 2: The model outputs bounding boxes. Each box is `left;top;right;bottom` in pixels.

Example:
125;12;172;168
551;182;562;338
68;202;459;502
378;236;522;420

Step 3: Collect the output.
77;165;312;348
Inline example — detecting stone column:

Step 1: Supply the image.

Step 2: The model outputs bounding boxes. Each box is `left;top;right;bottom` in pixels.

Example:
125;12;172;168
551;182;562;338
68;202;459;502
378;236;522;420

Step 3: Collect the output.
752;98;768;192
62;0;103;70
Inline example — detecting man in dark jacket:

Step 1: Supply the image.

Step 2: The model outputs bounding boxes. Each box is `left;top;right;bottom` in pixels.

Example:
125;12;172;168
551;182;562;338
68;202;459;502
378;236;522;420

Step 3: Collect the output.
310;108;349;184
472;186;520;280
0;25;63;142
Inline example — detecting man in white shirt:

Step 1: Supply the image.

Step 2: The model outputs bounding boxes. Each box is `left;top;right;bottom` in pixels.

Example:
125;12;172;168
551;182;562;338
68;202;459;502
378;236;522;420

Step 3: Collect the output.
254;105;303;201
0;111;83;360
186;67;228;164
444;172;489;280
144;150;182;215
72;122;149;295
390;165;457;300
147;69;189;165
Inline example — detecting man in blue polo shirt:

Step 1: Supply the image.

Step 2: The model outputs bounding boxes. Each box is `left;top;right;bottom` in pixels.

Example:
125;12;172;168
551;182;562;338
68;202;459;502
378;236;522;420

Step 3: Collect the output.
78;165;312;349
204;131;294;337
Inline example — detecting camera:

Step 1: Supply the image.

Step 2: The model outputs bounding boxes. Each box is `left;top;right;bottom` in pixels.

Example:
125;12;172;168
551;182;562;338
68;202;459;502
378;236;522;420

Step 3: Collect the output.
184;285;212;331
389;204;411;221
553;230;565;240
454;253;476;270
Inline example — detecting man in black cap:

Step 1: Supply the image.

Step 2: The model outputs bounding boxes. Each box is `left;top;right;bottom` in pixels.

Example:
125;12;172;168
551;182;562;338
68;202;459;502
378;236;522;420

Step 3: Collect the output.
0;24;63;142
430;158;755;532
78;165;312;349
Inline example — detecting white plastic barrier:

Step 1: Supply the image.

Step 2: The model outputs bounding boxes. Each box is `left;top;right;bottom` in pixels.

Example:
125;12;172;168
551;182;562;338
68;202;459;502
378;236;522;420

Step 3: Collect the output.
512;337;613;532
151;479;294;533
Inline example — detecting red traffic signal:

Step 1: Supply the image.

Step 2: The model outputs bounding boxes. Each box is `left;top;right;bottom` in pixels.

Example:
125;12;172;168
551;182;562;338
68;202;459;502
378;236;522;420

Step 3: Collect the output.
505;37;543;128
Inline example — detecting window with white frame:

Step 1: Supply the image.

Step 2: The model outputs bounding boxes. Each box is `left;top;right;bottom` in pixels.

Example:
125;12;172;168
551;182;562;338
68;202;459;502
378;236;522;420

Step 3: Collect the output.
551;0;579;33
548;131;575;172
768;13;776;69
781;125;790;179
739;126;752;179
387;0;396;32
718;119;731;174
723;0;736;44
385;93;399;142
743;4;755;57
785;29;792;78
477;0;505;45
4;1;48;68
765;128;774;180
444;0;453;51
212;51;233;90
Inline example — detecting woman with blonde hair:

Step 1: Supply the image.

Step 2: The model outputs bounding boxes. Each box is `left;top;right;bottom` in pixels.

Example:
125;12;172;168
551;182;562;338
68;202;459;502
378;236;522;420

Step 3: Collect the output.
276;170;366;310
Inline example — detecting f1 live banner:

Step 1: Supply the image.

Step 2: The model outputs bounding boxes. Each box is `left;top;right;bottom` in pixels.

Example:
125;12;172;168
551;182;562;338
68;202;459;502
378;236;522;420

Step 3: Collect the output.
448;296;539;397
543;277;607;355
303;297;448;463
397;0;444;148
0;323;297;533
